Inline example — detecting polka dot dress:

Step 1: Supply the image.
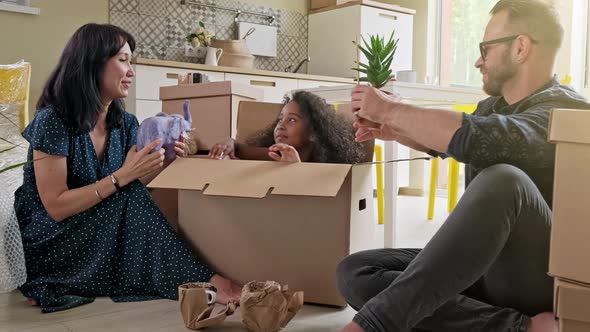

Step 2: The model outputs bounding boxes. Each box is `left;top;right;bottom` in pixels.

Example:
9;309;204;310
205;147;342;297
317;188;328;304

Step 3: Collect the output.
14;107;215;313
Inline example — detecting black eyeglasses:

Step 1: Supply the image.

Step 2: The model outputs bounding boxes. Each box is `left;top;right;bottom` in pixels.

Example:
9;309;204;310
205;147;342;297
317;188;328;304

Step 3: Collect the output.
479;35;519;60
479;35;540;61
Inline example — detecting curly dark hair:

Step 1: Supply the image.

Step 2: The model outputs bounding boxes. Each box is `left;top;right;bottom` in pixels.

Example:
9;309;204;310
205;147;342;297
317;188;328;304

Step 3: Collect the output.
246;90;366;164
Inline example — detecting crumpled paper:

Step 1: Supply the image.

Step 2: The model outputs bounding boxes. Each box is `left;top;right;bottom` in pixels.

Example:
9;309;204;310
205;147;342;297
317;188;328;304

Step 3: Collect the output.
179;282;236;330
179;281;303;331
240;281;304;332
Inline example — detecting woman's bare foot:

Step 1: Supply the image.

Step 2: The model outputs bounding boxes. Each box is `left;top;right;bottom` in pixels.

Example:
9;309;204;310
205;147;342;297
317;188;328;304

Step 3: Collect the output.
27;298;38;306
339;321;365;332
528;312;557;332
209;274;242;304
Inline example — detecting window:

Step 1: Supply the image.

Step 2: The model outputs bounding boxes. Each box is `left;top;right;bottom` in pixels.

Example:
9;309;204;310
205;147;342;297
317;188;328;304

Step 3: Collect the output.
438;0;497;87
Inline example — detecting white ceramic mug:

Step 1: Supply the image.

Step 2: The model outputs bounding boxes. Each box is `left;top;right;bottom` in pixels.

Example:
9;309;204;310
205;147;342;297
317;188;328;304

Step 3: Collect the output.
204;289;216;305
205;47;223;66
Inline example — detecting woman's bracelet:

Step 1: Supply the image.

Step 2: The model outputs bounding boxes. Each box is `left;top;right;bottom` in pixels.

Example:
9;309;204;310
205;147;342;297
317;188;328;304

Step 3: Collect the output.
95;183;105;201
110;173;121;192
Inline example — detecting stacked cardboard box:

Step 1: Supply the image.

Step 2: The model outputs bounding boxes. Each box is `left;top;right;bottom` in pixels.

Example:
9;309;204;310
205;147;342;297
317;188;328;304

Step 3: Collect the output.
548;108;590;331
160;81;263;151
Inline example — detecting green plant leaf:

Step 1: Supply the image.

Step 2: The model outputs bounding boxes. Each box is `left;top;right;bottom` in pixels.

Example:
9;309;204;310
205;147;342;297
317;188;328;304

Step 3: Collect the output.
352;67;369;75
0;161;27;174
0;145;18;154
353;30;399;88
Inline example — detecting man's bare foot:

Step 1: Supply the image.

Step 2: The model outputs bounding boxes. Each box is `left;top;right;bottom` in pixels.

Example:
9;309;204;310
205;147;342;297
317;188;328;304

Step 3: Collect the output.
339;321;365;332
27;298;38;306
527;312;557;332
209;274;242;304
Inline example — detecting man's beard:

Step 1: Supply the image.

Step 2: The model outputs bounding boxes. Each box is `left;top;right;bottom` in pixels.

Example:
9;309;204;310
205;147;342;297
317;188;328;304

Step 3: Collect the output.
482;50;517;97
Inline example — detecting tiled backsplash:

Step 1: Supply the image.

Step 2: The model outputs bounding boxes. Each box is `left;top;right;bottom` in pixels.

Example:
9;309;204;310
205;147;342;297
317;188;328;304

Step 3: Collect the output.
110;0;308;73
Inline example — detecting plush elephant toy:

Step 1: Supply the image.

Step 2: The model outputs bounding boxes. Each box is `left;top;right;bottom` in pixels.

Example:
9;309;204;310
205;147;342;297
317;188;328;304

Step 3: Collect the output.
137;100;193;160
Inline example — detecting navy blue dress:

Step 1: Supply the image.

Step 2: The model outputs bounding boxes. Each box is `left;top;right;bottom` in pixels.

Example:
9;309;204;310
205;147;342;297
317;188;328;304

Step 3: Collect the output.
14;107;215;313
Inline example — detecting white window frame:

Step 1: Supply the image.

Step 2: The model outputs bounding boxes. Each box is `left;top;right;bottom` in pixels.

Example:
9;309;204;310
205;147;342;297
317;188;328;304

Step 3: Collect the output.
435;0;493;89
557;0;587;95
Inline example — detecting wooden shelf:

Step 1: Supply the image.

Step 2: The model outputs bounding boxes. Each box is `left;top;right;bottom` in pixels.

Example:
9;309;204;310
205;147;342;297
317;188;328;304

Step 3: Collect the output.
0;2;40;15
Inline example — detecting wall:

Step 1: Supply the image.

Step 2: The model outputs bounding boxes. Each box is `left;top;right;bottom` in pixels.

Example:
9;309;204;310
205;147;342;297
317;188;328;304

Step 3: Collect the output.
0;0;307;119
110;0;309;72
0;0;109;119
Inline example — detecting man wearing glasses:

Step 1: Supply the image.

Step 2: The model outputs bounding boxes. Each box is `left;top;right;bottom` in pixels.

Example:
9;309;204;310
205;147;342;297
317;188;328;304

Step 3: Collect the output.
338;0;590;332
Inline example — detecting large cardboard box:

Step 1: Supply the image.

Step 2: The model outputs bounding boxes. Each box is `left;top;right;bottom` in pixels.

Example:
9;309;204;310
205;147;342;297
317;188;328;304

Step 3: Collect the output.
149;100;378;306
554;278;590;331
548;108;590;284
159;81;263;151
233;100;283;144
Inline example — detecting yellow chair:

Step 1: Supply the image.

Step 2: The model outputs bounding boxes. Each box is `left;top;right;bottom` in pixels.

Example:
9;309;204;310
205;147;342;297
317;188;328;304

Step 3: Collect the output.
332;103;385;225
560;74;572;85
427;104;477;220
374;144;384;225
0;61;31;131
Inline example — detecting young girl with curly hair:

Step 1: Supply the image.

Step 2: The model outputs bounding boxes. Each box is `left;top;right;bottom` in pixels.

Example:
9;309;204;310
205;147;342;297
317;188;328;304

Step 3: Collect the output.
208;90;366;163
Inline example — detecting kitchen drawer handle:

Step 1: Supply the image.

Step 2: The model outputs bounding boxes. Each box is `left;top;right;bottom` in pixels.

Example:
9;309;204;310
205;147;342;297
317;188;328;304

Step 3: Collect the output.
166;73;180;79
250;80;277;87
378;13;398;20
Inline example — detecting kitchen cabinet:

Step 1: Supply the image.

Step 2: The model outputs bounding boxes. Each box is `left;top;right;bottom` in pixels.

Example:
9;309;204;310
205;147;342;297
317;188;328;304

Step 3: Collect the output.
297;79;350;90
308;3;414;79
126;62;356;121
224;73;298;103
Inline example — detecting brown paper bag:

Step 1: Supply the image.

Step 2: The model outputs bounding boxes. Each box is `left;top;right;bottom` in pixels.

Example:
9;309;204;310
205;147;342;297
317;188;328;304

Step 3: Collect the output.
179;282;236;330
240;281;304;332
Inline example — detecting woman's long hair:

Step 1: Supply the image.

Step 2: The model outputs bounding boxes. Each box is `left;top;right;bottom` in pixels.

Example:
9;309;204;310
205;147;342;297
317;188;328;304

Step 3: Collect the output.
247;91;366;164
37;23;136;132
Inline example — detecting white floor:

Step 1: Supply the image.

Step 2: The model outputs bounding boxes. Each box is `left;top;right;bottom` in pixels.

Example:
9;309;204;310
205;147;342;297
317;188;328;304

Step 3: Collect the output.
1;195;451;332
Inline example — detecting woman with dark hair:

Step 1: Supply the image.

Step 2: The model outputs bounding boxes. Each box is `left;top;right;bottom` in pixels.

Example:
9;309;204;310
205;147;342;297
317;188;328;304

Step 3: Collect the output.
208;90;365;163
14;23;240;313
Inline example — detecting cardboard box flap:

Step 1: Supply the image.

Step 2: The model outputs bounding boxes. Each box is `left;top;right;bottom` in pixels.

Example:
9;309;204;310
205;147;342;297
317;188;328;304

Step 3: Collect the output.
148;158;352;198
549;108;590;144
555;279;590;323
235;101;283;144
159;81;263;101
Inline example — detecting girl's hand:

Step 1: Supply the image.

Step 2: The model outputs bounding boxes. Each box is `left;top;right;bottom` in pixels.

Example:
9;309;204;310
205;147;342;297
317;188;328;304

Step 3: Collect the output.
174;135;189;158
268;143;301;162
208;138;235;160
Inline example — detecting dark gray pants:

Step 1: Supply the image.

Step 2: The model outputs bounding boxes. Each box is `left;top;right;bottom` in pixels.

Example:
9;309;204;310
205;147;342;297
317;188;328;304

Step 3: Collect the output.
336;164;553;332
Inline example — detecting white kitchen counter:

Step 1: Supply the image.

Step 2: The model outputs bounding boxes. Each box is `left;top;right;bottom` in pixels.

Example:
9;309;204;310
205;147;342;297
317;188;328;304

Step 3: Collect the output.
133;58;355;84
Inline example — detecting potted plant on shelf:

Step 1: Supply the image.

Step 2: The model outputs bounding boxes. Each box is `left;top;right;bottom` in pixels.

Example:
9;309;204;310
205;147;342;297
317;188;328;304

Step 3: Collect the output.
352;31;399;89
185;21;215;62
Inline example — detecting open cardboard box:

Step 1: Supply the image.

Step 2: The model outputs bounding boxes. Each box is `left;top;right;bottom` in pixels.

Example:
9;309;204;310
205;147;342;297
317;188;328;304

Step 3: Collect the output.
149;100;378;306
548;108;590;284
160;81;263;151
554;278;590;332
